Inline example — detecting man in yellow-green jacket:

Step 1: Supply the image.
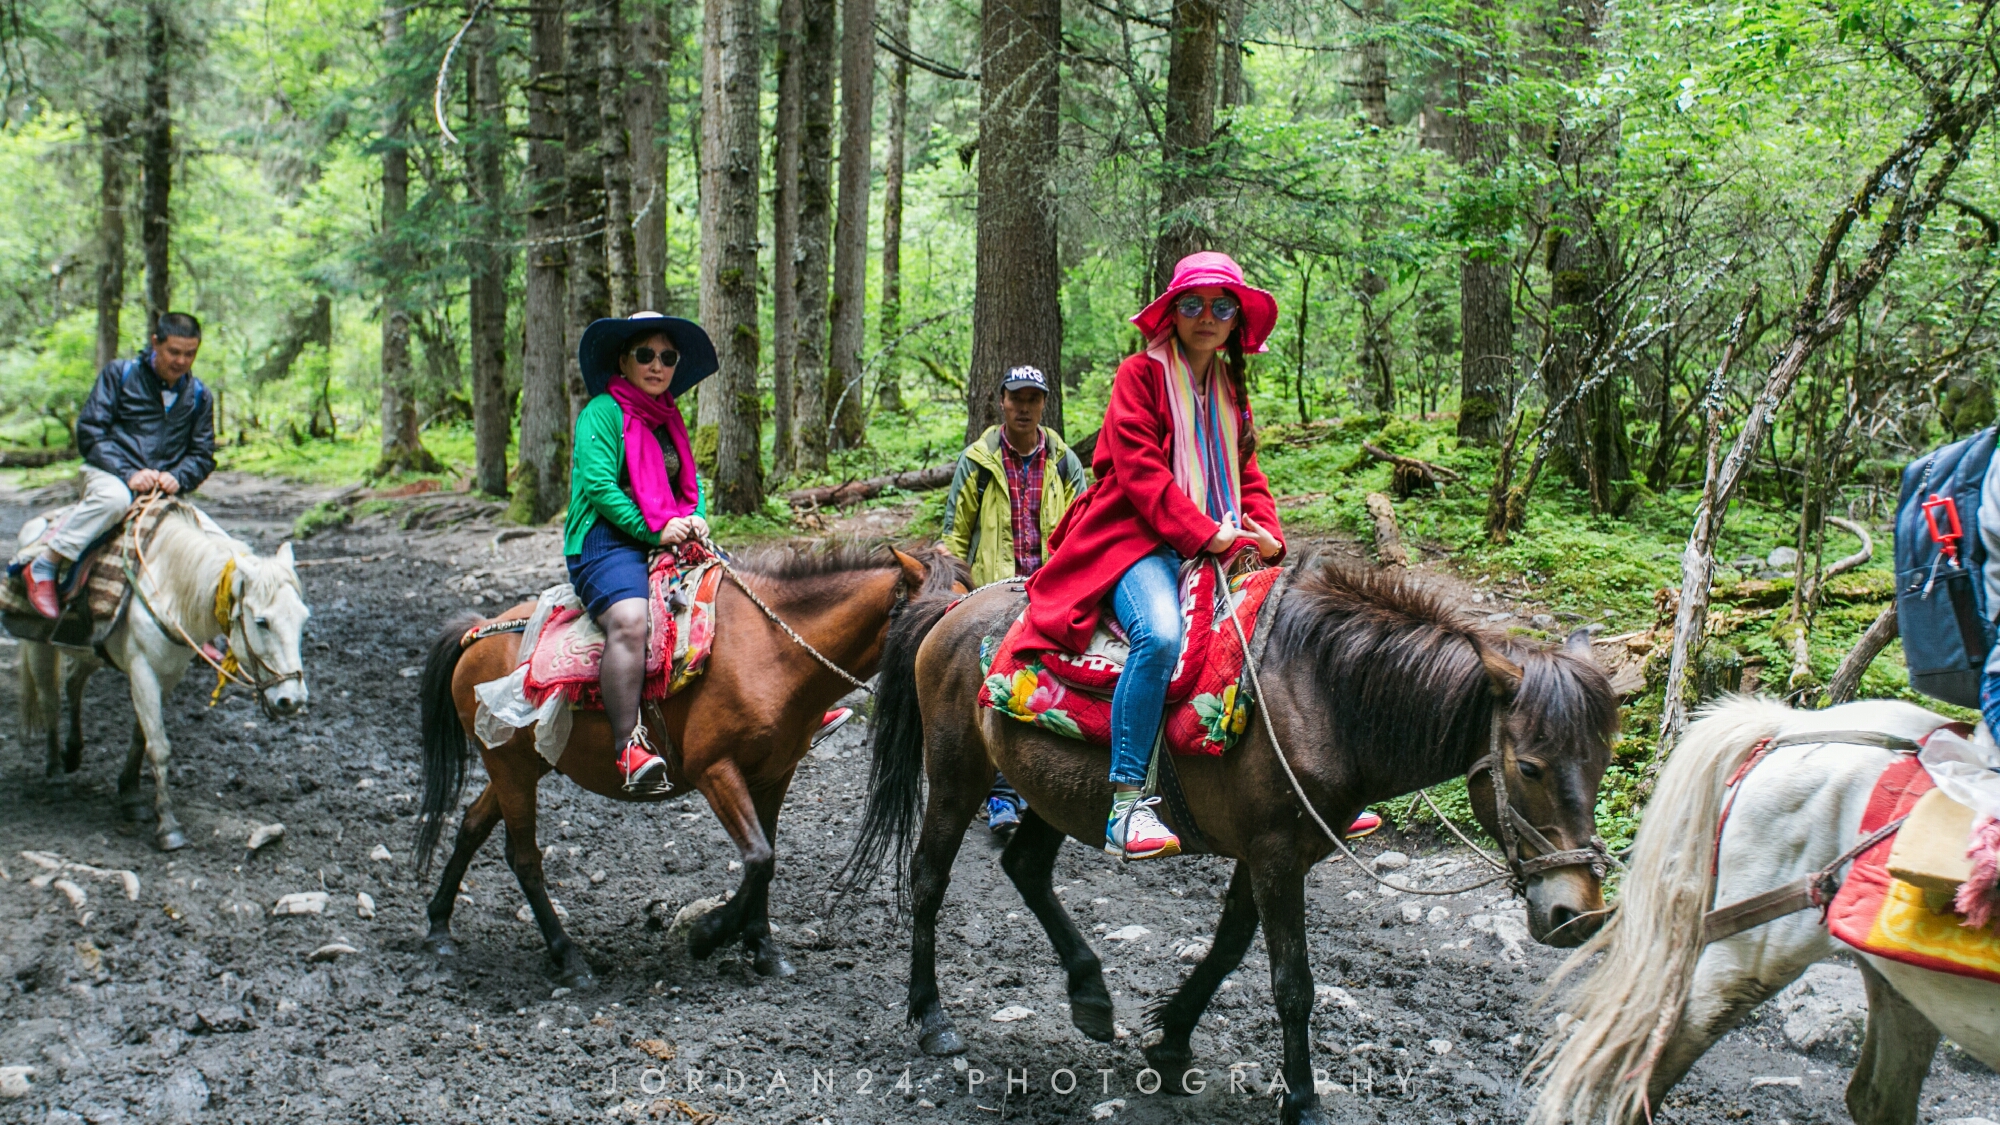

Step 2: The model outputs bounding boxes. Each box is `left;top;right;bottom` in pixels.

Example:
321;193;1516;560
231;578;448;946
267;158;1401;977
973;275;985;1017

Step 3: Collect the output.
937;365;1088;836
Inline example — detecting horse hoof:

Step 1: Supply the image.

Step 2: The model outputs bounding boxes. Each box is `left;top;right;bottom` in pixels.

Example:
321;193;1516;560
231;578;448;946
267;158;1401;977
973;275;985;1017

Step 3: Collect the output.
423;932;459;958
120;803;154;824
63;744;82;774
1069;986;1116;1043
687;913;733;961
753;954;796;979
156;828;188;852
916;1011;967;1057
557;966;598;991
1280;1091;1326;1125
1143;1042;1195;1089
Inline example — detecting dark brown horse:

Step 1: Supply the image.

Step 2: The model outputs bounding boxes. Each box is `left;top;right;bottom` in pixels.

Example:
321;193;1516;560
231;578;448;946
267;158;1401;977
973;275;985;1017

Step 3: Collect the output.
415;543;962;988
841;555;1619;1125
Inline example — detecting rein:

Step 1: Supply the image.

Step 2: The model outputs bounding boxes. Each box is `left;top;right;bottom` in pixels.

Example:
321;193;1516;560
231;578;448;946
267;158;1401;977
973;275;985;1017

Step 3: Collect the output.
703;537;879;695
1218;559;1604;897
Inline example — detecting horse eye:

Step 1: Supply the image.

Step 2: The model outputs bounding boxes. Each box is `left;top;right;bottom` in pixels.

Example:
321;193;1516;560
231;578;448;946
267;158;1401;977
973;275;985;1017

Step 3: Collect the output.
1518;761;1544;781
255;617;270;630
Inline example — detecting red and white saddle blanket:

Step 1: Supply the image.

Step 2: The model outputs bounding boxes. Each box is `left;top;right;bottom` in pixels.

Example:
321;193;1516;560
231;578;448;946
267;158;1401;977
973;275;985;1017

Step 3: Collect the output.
521;542;722;710
977;563;1282;757
1828;755;2000;984
473;540;721;765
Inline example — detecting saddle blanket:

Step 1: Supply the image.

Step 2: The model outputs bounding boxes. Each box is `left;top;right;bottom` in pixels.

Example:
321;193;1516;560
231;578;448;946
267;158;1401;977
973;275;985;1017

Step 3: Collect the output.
1828;755;2000;984
474;541;720;766
978;563;1282;757
0;498;178;649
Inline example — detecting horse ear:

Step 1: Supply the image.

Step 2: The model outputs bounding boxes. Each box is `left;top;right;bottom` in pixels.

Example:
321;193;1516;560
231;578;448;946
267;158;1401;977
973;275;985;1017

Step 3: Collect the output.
1564;626;1597;656
275;542;296;571
891;546;927;590
1475;639;1524;702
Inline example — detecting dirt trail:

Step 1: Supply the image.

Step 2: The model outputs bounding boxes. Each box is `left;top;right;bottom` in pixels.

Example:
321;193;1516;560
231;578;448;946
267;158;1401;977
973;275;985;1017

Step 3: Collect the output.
0;478;1993;1124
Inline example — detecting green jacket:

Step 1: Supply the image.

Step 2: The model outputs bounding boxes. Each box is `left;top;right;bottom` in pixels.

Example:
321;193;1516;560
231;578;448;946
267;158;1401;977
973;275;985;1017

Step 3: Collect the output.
563;393;707;556
938;426;1088;587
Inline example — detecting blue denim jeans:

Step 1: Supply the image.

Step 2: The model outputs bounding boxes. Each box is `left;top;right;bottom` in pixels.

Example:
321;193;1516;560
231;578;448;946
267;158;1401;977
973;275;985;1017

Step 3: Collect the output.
1108;547;1183;786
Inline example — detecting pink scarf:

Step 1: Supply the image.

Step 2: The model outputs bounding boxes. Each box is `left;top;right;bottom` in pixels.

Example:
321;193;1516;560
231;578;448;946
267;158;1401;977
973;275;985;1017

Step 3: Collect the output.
606;376;699;531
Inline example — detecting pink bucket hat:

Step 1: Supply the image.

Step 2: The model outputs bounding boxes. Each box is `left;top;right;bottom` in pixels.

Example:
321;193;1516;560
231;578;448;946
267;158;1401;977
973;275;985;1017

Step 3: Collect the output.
1131;251;1280;354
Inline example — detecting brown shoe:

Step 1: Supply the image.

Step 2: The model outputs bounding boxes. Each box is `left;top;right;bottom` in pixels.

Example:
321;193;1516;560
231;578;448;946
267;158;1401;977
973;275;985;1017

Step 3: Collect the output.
25;566;59;619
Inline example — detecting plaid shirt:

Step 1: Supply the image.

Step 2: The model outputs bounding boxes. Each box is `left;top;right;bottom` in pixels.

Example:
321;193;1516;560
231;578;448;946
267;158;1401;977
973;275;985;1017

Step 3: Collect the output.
1000;433;1048;576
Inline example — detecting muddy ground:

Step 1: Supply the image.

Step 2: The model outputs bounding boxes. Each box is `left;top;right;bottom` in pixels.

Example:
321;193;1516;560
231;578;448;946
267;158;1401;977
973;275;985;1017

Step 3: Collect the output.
0;476;1996;1125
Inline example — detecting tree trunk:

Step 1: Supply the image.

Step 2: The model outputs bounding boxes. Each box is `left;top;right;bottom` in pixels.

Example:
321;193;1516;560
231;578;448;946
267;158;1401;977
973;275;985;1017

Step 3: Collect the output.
967;0;1064;441
512;0;573;524
1153;0;1221;291
566;7;609;414
1356;0;1390;131
630;0;671;314
140;2;171;327
789;0;837;471
1217;0;1247;109
377;5;439;474
95;86;129;372
468;5;512;497
876;0;911;414
598;0;638;317
1540;0;1627;510
698;0;766;512
1453;0;1510;442
828;0;877;449
771;0;803;475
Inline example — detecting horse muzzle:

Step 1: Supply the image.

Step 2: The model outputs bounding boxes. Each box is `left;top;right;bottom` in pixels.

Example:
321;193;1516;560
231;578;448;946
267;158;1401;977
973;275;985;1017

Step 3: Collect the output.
1524;866;1608;947
260;675;309;718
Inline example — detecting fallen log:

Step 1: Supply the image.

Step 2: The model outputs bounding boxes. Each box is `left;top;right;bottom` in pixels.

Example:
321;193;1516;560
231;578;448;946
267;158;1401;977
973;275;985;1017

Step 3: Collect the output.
785;463;955;509
1362;442;1462;499
0;448;76;468
1365;492;1409;567
1823;515;1873;579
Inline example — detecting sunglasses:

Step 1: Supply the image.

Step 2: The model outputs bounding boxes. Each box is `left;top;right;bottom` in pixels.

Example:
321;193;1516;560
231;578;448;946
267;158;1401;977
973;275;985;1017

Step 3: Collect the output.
629;346;679;368
1173;294;1240;321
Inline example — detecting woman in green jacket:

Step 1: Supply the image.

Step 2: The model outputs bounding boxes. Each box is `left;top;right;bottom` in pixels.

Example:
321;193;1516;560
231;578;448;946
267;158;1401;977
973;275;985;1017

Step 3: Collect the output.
565;312;717;792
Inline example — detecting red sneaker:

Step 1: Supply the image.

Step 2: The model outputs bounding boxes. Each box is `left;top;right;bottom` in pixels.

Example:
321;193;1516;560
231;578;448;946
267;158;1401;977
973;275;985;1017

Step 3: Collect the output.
812;706;855;746
617;740;668;794
1345;810;1383;839
25;565;59;619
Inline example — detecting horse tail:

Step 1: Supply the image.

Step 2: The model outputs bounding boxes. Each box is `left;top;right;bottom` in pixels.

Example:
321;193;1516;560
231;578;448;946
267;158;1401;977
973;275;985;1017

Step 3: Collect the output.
1526;694;1794;1124
415;612;482;879
837;591;959;908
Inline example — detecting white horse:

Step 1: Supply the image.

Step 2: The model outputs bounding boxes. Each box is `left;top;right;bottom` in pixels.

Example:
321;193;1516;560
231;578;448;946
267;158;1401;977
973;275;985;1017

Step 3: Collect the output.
1527;696;2000;1125
18;501;310;850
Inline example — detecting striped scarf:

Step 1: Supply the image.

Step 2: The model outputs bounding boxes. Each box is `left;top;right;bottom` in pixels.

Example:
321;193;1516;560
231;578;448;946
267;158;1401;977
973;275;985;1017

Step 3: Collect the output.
1148;333;1241;525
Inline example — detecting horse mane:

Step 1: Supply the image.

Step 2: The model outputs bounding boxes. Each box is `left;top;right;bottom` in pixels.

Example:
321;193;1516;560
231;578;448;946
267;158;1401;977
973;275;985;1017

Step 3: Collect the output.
732;540;966;596
1265;554;1616;785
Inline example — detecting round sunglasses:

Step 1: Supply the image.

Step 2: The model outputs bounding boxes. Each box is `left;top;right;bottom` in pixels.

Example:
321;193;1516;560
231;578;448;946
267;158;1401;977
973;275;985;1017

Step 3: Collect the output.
1173;294;1240;321
629;346;680;368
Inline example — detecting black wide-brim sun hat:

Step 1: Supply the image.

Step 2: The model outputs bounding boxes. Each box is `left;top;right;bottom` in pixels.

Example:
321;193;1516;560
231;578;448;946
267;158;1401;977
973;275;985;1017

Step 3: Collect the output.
577;312;719;400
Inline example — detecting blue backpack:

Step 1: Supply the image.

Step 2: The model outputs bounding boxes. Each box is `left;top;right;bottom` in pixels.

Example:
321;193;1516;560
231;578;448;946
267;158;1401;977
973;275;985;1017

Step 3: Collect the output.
1895;426;1997;707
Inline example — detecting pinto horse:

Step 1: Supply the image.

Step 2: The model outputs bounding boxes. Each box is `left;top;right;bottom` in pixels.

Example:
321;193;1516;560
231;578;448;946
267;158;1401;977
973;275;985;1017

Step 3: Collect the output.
841;555;1619;1125
415;543;962;988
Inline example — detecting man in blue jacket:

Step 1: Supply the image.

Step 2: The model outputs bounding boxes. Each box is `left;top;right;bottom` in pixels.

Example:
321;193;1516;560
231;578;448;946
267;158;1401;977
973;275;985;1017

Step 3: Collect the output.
25;312;216;618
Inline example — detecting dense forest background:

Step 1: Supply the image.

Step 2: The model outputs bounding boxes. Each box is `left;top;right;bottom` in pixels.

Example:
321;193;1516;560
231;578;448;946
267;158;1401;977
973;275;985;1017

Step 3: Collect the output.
4;0;2000;817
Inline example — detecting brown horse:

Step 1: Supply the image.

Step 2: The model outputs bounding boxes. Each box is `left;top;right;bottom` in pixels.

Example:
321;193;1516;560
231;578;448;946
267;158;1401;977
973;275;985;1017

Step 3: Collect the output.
415;543;962;989
840;555;1619;1125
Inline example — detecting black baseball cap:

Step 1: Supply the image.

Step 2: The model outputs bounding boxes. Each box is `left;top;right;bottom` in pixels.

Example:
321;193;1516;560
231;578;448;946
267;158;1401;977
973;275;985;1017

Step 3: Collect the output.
1001;365;1049;393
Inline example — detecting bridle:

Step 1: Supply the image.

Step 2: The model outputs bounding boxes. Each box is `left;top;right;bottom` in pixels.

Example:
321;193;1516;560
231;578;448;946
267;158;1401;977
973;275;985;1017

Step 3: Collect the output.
1466;712;1614;890
122;495;304;718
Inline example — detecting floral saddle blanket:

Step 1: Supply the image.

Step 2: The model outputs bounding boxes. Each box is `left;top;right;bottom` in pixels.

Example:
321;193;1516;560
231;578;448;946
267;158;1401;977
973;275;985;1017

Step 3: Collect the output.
978;563;1283;757
522;540;722;711
1827;755;2000;984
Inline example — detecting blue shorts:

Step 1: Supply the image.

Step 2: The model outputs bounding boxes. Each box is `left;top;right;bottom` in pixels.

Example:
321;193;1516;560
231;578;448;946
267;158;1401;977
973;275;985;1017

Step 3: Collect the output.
566;519;653;621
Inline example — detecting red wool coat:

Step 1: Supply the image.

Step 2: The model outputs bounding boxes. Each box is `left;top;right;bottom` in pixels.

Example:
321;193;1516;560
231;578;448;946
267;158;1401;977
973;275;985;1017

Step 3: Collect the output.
1019;352;1285;655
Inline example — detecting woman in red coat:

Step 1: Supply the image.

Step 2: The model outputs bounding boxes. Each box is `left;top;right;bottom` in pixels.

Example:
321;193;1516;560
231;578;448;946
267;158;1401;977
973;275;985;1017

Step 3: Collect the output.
1021;252;1285;858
